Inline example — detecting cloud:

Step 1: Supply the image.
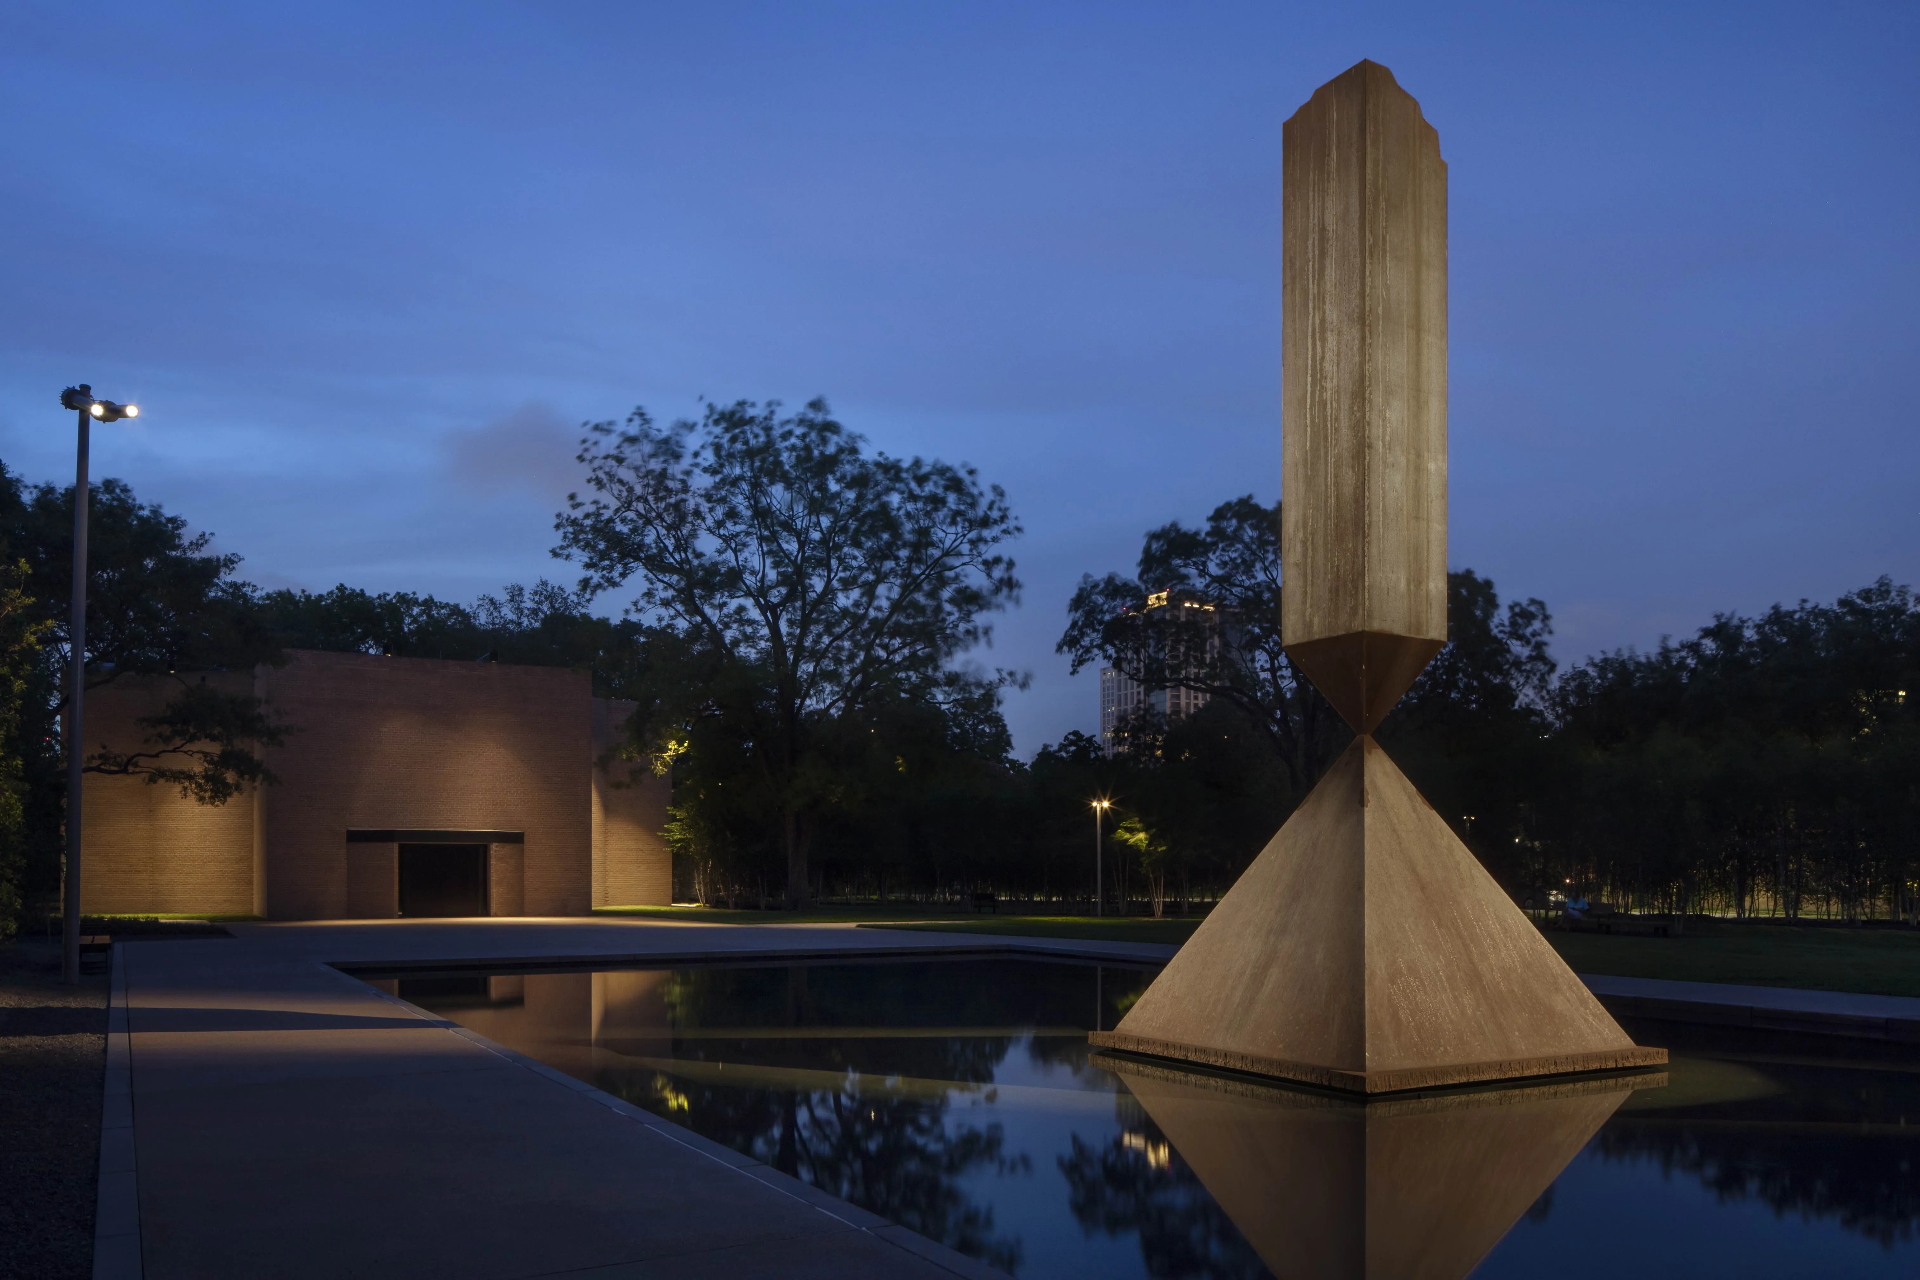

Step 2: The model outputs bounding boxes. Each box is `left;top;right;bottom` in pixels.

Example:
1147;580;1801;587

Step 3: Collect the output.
445;401;583;499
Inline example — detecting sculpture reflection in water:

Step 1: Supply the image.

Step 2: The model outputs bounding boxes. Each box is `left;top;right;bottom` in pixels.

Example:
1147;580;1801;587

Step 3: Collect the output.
1087;1053;1665;1280
391;962;1920;1278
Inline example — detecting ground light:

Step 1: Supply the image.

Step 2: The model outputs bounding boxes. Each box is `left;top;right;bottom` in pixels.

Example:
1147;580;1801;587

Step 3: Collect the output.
58;383;140;985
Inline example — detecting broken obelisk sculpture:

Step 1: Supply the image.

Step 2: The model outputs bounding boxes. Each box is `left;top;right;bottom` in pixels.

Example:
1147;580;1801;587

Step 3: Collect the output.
1089;60;1666;1092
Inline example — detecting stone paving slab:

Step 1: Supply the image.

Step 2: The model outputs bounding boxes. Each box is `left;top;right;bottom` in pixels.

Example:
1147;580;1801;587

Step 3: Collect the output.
1582;972;1920;1042
94;947;139;1280
118;920;1039;1280
533;1229;990;1280
225;917;1181;970
137;1072;855;1278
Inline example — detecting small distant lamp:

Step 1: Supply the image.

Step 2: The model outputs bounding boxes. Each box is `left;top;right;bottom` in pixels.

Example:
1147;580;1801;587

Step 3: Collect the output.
57;384;141;985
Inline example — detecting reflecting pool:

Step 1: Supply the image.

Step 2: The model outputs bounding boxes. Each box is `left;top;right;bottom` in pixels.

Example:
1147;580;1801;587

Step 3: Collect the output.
379;957;1920;1279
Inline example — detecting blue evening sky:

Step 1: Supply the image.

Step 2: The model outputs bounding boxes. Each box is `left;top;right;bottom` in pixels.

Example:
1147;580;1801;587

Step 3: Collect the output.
2;2;1914;754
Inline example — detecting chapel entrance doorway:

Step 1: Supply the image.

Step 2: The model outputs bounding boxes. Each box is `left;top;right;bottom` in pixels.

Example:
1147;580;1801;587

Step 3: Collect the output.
397;843;489;917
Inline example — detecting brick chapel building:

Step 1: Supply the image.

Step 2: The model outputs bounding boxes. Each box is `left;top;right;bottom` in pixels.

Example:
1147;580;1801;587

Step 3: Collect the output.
79;649;671;919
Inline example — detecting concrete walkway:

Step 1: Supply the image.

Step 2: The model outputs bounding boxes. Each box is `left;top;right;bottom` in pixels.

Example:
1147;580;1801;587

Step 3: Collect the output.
113;919;1150;1280
1582;971;1920;1042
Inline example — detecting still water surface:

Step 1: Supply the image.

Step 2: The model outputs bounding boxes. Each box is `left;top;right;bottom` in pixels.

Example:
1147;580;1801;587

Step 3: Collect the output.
389;957;1920;1279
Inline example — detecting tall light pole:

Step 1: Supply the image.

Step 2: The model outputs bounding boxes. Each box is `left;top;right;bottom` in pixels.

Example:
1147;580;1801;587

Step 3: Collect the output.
58;385;138;985
1091;798;1111;917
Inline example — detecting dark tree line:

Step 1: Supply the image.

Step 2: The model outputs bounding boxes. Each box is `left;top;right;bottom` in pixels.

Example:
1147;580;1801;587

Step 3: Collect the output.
1062;495;1920;923
0;410;1912;928
1544;580;1920;921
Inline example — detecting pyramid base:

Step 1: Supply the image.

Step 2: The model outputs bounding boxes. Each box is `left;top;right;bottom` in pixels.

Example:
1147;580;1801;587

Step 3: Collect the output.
1088;1029;1666;1095
1093;736;1669;1094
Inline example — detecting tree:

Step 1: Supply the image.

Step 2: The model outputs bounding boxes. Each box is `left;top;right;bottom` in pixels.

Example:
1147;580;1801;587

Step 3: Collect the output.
1549;577;1920;920
1136;700;1290;908
1057;496;1344;795
1380;569;1560;887
0;557;51;938
555;398;1022;907
0;471;277;686
0;465;290;918
253;577;652;693
1061;494;1586;901
1110;816;1173;917
805;689;1023;905
254;584;486;659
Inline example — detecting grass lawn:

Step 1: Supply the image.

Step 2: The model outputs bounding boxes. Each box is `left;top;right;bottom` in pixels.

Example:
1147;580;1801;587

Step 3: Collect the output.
594;903;1002;927
593;904;1207;945
84;913;260;923
608;905;1920;997
1542;918;1920;999
868;917;1205;947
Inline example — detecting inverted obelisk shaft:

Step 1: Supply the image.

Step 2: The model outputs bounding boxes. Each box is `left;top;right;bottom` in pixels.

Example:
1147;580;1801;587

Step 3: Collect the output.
1281;59;1448;733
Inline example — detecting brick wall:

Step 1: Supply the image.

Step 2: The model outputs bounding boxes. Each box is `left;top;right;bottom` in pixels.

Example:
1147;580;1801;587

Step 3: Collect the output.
591;698;672;907
343;841;397;917
78;652;667;919
78;672;257;915
255;651;594;919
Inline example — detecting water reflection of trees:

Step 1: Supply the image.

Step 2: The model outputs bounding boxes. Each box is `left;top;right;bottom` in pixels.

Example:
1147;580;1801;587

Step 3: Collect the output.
582;959;1194;1273
638;1067;1029;1271
1583;1042;1920;1251
1593;1125;1920;1249
602;960;1133;1272
659;958;1157;1040
1057;1120;1271;1280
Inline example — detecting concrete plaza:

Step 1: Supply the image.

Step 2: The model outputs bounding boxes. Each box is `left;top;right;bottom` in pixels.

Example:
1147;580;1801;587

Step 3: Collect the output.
97;917;1920;1279
102;919;1171;1280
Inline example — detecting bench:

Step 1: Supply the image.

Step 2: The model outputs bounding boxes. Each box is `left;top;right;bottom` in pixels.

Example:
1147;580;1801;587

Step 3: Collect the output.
78;934;113;971
1560;907;1673;938
971;892;998;914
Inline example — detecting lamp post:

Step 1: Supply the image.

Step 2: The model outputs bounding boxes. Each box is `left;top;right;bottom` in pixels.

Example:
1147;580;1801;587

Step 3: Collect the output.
58;385;138;985
1091;798;1111;917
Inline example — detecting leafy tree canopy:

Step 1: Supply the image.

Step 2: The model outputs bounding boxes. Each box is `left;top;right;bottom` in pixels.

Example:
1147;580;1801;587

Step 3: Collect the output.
554;398;1023;906
0;465;284;806
1058;495;1343;791
0;465;277;689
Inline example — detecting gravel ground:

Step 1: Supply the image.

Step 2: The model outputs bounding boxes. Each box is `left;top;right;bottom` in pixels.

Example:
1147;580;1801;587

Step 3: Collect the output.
0;941;106;1280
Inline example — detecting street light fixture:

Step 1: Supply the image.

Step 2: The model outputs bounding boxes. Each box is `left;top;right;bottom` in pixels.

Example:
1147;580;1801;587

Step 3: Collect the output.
58;384;139;985
1091;798;1112;918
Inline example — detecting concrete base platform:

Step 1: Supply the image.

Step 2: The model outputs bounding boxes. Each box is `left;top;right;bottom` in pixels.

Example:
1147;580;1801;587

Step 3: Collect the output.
1094;738;1665;1093
1086;1029;1669;1095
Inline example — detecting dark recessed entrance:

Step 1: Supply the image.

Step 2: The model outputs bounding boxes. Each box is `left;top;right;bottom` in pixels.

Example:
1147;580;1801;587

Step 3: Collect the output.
397;843;489;917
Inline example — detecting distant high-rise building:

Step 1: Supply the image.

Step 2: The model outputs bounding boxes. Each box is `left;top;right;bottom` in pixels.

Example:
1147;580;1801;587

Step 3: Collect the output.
1097;590;1218;755
1098;666;1140;750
